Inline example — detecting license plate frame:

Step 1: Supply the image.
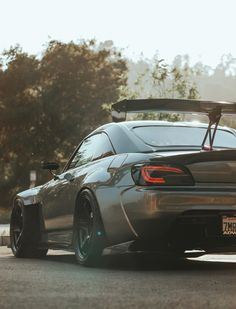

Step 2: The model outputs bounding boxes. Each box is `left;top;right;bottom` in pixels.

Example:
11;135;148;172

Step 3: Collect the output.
222;215;236;236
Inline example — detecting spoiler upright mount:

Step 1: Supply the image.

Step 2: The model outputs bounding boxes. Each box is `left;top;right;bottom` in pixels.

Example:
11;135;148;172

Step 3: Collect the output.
111;98;236;150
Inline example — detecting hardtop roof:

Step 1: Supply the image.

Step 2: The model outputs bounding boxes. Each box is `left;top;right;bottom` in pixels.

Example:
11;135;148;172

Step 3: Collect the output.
95;120;235;134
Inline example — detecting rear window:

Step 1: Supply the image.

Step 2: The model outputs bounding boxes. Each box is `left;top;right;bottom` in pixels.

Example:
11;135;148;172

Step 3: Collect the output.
132;126;236;148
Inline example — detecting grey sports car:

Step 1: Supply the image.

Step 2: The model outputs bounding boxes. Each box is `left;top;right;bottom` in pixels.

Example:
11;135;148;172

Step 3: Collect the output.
10;99;236;266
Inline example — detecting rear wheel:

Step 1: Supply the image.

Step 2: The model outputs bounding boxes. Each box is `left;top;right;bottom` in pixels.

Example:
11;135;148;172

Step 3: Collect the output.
74;190;106;266
10;199;47;258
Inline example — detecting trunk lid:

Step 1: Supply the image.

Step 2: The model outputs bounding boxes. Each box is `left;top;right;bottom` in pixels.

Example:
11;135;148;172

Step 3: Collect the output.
151;149;236;183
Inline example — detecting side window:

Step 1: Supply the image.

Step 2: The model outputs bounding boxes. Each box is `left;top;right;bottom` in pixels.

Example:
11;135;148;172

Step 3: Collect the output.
68;133;115;169
93;133;115;161
68;137;95;169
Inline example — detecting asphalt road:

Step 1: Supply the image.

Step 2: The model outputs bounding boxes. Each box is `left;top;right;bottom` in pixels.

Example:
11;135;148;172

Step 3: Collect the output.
1;247;236;309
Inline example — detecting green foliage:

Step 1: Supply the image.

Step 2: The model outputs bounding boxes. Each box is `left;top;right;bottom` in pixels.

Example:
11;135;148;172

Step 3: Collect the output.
0;40;127;211
126;55;199;121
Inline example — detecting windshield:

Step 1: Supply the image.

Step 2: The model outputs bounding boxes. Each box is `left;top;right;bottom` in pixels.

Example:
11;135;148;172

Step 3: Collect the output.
132;126;236;148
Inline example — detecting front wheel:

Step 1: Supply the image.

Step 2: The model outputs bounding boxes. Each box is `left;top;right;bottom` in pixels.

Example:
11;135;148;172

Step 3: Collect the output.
10;199;47;258
74;190;106;266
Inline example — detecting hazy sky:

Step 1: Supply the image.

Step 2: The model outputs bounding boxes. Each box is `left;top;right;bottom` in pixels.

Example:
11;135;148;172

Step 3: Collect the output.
1;0;236;66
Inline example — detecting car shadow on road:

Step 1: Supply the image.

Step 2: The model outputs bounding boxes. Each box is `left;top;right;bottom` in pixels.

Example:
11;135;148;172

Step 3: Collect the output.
44;251;236;272
101;253;236;271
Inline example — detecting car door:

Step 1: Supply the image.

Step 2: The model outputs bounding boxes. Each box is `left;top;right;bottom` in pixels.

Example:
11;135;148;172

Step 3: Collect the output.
40;132;115;246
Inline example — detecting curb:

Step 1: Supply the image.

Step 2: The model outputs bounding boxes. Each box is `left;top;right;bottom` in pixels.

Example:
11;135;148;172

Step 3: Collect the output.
0;225;10;247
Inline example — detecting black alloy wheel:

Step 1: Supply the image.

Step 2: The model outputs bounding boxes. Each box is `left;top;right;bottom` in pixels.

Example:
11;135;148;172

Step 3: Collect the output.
74;189;106;266
77;197;94;259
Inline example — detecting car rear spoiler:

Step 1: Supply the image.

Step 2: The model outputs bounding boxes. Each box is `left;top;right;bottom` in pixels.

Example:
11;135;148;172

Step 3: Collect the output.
111;98;236;150
111;98;236;121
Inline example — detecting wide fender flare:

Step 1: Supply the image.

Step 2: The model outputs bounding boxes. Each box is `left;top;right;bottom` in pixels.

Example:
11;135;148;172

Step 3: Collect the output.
15;185;43;207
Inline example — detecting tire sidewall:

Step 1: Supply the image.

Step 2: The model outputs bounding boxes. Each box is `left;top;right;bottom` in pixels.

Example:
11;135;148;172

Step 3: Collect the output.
10;199;48;258
10;199;25;257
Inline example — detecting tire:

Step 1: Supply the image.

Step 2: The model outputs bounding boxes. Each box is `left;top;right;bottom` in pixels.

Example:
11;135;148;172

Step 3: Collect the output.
74;189;106;266
10;199;48;258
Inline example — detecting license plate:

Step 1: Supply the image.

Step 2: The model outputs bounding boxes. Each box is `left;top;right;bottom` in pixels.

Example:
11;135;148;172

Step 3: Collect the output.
222;216;236;235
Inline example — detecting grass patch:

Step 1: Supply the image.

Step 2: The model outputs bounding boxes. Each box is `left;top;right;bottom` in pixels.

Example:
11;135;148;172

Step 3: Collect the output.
0;208;11;224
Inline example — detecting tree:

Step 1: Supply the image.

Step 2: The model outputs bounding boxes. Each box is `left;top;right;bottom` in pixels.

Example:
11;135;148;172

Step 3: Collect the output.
125;54;200;121
0;46;41;203
0;40;127;210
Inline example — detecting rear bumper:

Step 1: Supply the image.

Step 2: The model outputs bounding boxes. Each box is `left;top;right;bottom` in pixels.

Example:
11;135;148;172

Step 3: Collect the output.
121;186;236;251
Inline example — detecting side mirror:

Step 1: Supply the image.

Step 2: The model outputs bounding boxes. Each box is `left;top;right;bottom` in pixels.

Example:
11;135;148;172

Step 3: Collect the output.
41;162;60;171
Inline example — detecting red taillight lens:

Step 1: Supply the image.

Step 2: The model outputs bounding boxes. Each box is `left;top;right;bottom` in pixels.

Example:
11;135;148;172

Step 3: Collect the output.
132;163;194;186
141;165;184;184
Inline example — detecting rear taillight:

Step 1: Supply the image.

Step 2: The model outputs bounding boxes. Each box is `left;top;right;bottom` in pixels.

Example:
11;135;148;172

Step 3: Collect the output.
131;163;194;186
